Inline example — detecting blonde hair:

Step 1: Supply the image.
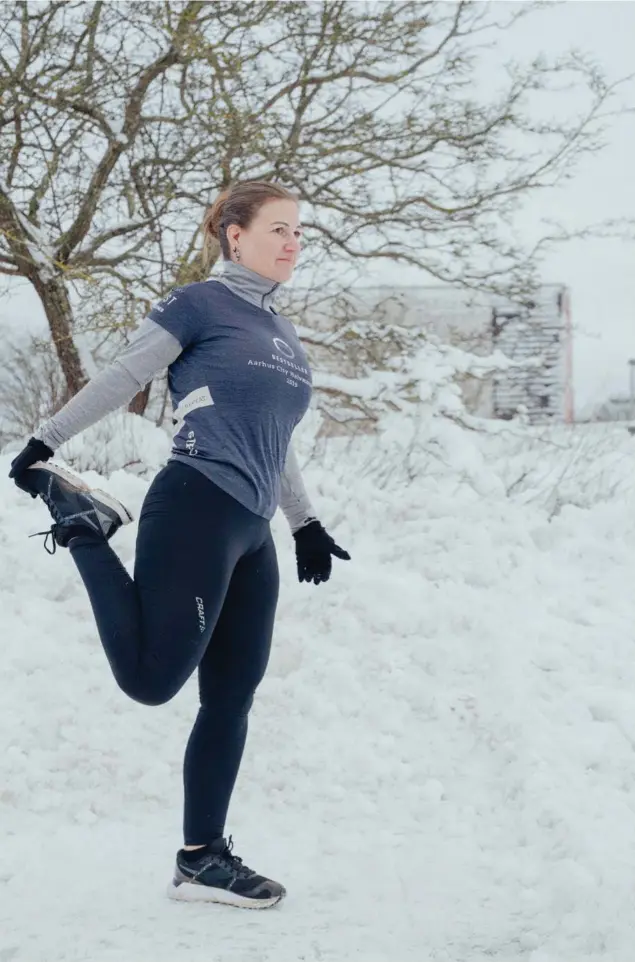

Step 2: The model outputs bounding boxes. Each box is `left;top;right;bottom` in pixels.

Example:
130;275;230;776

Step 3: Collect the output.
202;180;300;267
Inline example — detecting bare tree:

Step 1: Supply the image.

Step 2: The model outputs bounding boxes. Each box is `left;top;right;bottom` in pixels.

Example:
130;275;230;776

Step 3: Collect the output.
0;0;625;411
0;335;66;443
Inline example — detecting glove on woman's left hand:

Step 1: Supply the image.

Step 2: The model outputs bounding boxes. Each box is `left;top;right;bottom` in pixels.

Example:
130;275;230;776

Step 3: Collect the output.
292;519;350;585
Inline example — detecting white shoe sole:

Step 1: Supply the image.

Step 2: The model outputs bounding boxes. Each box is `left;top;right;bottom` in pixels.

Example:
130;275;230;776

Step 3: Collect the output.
29;461;134;524
166;878;285;909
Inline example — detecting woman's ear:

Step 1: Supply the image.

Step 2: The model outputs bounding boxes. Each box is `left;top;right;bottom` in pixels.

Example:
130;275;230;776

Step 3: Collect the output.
226;224;240;248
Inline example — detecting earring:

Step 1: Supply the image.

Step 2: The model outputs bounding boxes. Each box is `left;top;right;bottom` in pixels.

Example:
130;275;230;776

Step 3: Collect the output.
233;246;240;262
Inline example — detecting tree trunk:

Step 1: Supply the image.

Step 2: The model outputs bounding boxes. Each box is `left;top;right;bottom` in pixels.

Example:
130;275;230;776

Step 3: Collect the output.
128;382;152;415
29;273;88;401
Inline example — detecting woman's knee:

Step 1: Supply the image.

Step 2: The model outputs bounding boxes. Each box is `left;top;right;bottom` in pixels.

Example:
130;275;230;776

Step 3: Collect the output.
116;672;183;707
199;685;256;717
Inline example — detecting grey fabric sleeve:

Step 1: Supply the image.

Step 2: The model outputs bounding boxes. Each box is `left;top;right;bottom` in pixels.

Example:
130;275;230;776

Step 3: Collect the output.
34;318;183;451
279;440;317;533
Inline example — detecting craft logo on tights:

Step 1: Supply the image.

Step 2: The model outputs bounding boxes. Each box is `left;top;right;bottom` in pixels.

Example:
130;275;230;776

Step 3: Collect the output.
195;596;206;633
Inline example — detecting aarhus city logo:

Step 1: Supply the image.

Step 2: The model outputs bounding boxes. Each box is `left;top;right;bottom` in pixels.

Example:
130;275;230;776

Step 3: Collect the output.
272;337;295;359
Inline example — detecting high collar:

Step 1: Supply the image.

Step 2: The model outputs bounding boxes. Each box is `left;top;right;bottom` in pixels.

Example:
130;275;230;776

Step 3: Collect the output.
214;260;281;314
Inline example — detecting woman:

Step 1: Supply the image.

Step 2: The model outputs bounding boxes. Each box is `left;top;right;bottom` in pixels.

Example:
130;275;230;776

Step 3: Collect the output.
8;180;350;910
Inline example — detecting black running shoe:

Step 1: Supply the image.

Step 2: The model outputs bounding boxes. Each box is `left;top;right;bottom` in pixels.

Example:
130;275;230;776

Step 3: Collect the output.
167;836;286;909
24;461;133;553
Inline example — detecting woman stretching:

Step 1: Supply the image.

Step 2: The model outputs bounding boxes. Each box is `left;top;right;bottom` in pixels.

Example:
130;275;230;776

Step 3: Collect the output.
8;180;350;909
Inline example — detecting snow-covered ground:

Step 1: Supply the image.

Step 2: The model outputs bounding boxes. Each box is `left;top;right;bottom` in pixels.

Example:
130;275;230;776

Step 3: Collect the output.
2;416;635;962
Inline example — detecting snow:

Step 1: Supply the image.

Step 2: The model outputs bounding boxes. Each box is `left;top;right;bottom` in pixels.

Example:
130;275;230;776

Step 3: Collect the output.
12;209;58;285
2;417;635;961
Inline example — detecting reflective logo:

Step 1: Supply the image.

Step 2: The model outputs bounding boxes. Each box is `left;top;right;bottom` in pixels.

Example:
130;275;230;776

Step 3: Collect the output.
272;337;295;359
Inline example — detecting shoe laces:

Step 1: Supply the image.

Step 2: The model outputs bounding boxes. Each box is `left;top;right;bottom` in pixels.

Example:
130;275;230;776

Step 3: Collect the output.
29;527;58;555
30;484;64;554
211;836;254;878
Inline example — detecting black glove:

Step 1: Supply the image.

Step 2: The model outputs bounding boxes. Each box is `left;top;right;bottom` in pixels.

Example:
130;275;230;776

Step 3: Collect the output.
293;519;351;585
9;437;54;497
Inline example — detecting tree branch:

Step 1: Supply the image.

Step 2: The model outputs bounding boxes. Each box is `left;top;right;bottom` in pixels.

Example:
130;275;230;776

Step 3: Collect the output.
56;46;181;262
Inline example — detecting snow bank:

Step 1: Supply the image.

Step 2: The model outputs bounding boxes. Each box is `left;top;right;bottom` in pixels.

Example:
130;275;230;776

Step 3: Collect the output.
2;421;635;961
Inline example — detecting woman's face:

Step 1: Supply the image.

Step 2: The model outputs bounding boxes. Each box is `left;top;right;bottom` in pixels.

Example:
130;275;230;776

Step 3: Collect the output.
226;198;303;283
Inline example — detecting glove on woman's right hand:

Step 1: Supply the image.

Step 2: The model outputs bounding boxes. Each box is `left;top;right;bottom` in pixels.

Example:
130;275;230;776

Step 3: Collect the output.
9;437;54;496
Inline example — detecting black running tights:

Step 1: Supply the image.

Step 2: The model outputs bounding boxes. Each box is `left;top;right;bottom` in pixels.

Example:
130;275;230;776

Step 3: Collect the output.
68;461;279;844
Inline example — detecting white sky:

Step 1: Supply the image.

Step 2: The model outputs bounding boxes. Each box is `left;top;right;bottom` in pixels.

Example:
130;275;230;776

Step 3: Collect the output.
2;1;634;417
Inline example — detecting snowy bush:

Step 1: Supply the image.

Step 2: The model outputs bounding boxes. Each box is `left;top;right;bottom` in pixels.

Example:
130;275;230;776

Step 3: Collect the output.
477;421;635;516
49;410;171;478
296;334;635;518
296;331;536;500
59;410;172;477
301;318;536;432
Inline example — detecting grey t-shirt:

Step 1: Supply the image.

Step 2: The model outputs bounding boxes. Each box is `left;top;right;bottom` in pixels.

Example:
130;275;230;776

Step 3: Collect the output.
149;278;313;519
34;263;317;530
